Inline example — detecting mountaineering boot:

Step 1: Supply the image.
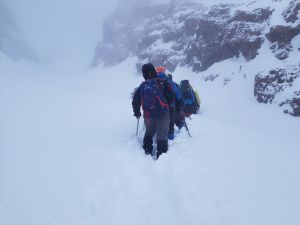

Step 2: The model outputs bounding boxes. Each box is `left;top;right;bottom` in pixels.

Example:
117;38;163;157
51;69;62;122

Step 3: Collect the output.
177;121;185;130
157;140;168;159
143;135;153;155
168;133;174;140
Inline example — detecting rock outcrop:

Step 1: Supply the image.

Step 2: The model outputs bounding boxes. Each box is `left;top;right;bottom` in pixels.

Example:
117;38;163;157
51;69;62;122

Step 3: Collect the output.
283;0;300;23
254;66;300;116
93;1;273;72
93;0;300;116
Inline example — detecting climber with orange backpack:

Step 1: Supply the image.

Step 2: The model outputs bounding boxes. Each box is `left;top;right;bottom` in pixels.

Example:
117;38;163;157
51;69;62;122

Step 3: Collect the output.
156;66;184;140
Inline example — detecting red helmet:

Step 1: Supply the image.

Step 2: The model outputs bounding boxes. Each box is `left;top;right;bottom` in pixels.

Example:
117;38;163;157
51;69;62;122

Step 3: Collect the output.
156;66;166;73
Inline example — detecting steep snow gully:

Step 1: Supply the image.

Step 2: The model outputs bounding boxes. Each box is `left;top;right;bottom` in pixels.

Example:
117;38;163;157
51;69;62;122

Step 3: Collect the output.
0;57;300;225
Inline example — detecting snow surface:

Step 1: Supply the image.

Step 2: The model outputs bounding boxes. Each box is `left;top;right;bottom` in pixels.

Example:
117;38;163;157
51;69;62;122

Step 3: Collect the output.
1;54;300;225
1;1;300;224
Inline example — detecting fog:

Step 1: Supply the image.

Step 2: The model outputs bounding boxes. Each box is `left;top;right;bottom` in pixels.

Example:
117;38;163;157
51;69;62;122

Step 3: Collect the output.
6;0;118;65
4;0;247;66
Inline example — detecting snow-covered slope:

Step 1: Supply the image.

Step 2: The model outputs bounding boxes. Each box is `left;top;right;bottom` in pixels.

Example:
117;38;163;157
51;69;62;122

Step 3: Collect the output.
0;58;300;225
0;1;300;225
0;0;35;61
93;0;300;116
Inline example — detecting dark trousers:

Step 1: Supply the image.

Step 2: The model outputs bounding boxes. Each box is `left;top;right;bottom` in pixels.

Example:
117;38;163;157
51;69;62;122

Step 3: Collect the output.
175;111;185;128
169;110;176;135
143;111;170;154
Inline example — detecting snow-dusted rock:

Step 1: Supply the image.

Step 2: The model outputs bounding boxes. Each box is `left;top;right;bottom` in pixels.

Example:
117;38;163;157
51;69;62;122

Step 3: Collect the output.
282;0;300;23
266;25;300;60
93;0;300;116
254;66;300;116
93;1;273;72
280;91;300;116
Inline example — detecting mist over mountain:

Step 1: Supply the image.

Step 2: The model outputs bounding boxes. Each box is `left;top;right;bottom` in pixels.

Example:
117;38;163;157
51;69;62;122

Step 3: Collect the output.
93;0;300;116
0;0;35;61
2;0;117;65
93;0;300;71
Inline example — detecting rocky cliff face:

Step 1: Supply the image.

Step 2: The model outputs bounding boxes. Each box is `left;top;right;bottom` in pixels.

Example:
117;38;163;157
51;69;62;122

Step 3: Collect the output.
93;0;300;116
93;1;275;72
254;66;300;116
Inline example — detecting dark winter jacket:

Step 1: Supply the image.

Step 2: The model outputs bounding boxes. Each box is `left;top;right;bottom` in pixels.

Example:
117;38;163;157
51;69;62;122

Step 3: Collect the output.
157;72;182;112
132;78;175;118
132;86;142;117
175;83;184;112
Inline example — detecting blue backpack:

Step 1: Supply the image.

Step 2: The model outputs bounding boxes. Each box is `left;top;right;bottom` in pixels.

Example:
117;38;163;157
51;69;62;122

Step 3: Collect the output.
157;73;180;108
140;78;169;118
180;80;199;114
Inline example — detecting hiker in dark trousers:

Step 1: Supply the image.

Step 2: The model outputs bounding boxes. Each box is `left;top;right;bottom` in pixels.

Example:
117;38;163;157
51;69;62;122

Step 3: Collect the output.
132;63;175;158
156;67;182;140
167;74;185;132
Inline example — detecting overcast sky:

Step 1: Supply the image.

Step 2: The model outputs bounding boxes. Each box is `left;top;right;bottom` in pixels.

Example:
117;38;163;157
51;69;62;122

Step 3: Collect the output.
4;0;246;65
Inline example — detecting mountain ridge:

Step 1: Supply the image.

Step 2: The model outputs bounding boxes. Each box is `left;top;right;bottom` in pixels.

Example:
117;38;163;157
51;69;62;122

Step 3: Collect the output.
93;0;300;116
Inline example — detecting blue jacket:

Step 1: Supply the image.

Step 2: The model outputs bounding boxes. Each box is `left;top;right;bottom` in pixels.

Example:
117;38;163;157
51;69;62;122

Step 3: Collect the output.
157;72;182;111
157;73;181;100
132;77;175;117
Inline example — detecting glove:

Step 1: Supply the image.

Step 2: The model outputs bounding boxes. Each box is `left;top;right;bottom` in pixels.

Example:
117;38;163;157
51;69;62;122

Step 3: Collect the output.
134;111;141;119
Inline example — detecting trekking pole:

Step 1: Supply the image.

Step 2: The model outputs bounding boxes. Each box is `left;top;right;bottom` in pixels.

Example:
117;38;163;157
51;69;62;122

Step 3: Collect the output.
136;118;140;136
184;120;191;137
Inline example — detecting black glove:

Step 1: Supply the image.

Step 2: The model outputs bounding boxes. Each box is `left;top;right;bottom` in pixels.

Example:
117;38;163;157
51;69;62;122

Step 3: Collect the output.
134;111;141;119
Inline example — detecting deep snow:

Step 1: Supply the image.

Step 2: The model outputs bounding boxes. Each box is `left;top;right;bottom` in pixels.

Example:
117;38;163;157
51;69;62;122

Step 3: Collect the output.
0;54;300;225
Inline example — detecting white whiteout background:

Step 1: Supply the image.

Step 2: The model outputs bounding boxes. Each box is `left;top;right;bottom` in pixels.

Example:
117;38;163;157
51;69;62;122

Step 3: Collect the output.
1;0;300;225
